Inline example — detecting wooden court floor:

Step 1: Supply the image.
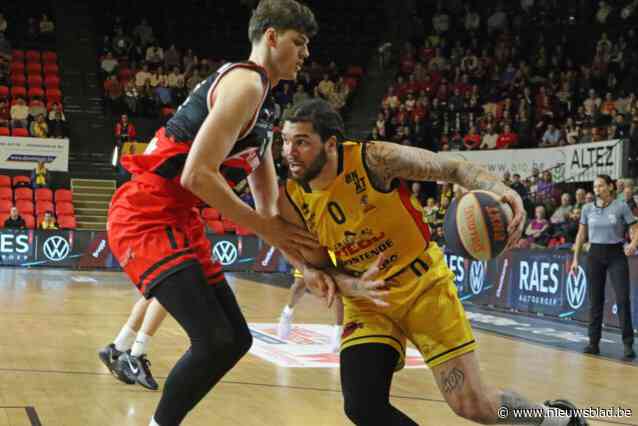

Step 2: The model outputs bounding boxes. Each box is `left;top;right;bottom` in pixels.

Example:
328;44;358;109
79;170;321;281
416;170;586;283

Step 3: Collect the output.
0;267;635;426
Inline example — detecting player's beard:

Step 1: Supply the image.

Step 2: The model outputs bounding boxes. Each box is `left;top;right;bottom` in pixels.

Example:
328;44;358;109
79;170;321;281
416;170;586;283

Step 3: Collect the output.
291;148;327;185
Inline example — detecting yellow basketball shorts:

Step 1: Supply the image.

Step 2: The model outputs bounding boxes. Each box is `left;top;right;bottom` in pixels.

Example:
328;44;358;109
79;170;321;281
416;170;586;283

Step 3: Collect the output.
340;243;477;370
293;251;337;279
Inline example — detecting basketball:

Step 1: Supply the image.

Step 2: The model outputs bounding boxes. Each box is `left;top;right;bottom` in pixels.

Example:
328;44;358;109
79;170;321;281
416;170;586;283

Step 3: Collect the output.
443;190;513;261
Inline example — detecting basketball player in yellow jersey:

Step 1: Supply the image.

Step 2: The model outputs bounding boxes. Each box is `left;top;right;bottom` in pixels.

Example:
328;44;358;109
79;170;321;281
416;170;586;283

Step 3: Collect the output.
277;99;588;426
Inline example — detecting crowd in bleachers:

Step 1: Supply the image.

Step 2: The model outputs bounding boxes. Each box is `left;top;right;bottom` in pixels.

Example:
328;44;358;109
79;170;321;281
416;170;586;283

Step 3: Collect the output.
372;0;638;154
0;11;65;139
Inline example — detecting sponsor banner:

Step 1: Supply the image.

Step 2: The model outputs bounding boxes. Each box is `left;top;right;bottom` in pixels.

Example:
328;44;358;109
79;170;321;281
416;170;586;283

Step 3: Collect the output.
0;229;36;265
0;136;69;171
249;323;426;368
438;139;624;181
209;234;260;271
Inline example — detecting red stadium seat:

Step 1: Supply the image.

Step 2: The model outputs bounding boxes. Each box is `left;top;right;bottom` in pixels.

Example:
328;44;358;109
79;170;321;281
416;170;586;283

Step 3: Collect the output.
46;89;62;103
27;75;43;88
14;187;33;200
28;87;45;99
35;188;53;202
42;51;57;64
0;200;12;213
55;201;74;216
11;86;27;99
9;62;25;74
26;50;41;62
57;215;77;229
0;176;11;187
13;176;31;187
23;214;35;229
16;200;34;215
11;128;29;137
0;85;8;99
201;207;221;221
0;213;8;227
221;218;236;233
43;64;59;75
0;127;9;137
0;188;12;200
11;50;25;61
54;189;72;203
26;63;42;75
235;225;254;236
206;219;225;234
44;75;60;90
10;74;26;87
36;201;54;215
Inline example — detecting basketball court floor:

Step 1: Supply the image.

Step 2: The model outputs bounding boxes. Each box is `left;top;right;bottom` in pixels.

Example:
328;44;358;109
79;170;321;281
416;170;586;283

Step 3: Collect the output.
0;267;635;426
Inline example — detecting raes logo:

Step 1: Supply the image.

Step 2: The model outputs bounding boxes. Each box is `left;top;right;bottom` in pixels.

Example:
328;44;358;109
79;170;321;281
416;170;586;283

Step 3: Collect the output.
566;265;587;310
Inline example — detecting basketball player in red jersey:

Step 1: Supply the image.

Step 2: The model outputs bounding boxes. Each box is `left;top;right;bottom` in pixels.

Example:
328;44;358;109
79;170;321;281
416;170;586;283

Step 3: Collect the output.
107;1;322;424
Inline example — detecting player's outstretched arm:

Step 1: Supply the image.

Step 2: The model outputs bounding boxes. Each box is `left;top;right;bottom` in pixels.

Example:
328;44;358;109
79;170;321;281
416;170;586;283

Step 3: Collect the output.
364;141;525;247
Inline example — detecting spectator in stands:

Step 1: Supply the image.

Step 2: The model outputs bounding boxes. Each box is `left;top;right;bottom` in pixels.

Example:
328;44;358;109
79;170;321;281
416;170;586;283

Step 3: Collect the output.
550;193;573;224
167;67;186;104
432;5;450;34
0;13;6;34
30;114;49;138
317;74;335;100
115;114;136;147
549;207;580;248
480;124;498;149
104;75;124;113
586;192;595;204
540;123;561;147
434;196;450;225
463;125;481;150
39;211;57;230
32;161;50;188
10;99;28;129
39;13;55;39
4;207;26;229
133;18;155;47
164;44;181;70
624;185;638;215
101;52;119;76
29;99;47;121
574;188;586;209
487;6;508;34
139;80;157;116
146;44;164;68
25;17;38;42
463;4;480;34
433;225;446;248
135;64;152;90
0;99;8;128
293;84;310;106
186;69;201;91
48;103;66;138
154;81;173;107
112;28;132;58
423;197;438;224
525;205;550;247
496;124;518;149
123;81;139;115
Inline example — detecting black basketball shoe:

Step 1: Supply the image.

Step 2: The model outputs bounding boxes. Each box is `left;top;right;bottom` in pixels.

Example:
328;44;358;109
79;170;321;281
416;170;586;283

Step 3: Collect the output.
117;352;159;391
544;399;589;426
98;343;134;384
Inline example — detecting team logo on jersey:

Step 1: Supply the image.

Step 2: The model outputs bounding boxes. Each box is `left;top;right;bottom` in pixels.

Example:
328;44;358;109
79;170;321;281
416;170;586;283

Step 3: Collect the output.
342;321;364;339
345;171;366;194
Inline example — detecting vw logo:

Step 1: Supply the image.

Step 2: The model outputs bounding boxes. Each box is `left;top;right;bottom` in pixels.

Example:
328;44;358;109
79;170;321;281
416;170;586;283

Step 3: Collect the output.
43;235;70;262
566;265;587;310
213;240;238;266
469;261;485;295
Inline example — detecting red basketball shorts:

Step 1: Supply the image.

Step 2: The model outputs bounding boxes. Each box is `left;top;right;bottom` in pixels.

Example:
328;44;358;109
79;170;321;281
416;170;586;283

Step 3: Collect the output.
107;174;224;297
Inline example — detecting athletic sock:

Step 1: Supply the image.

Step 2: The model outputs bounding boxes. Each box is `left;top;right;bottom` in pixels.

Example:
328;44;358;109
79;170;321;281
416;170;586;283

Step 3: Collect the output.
283;305;294;317
113;325;136;352
131;332;152;357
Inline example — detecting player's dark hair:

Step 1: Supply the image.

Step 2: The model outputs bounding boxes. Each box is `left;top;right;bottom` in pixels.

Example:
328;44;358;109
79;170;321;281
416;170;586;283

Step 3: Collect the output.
283;99;345;143
596;174;614;187
248;0;318;43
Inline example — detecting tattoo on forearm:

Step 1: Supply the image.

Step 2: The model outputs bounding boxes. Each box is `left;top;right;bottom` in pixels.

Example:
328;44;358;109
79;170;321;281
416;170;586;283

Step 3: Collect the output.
496;390;545;424
439;367;465;394
365;142;507;194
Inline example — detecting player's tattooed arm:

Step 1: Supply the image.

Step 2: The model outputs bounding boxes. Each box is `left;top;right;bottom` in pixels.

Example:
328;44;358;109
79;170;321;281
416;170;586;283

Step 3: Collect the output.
364;141;510;197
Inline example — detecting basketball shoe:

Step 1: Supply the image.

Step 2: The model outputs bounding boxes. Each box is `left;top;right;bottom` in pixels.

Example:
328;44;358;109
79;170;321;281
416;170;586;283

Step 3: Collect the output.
117;352;159;390
98;343;134;384
544;399;589;425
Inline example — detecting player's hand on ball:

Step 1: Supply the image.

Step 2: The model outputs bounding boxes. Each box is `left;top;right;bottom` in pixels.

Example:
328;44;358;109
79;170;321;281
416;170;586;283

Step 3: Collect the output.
342;254;390;307
500;189;525;249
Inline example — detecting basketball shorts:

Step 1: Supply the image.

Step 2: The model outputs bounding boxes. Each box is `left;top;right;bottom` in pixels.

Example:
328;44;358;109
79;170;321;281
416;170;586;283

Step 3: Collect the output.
340;242;477;370
107;176;224;298
292;251;337;279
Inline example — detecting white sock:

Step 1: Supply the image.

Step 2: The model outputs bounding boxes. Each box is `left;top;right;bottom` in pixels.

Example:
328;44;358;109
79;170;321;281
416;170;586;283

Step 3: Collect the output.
283;305;294;317
113;325;136;352
540;406;570;426
131;332;152;357
149;417;160;426
332;325;343;339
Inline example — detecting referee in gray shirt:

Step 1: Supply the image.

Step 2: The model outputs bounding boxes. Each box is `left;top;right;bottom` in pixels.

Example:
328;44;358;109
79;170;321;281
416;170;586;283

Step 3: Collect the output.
572;175;637;359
